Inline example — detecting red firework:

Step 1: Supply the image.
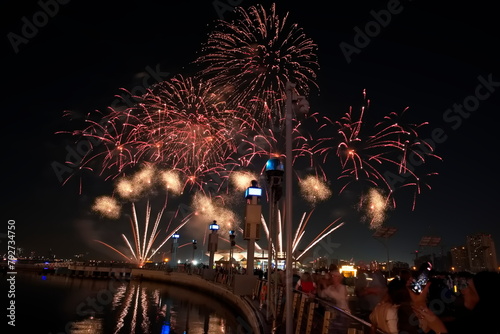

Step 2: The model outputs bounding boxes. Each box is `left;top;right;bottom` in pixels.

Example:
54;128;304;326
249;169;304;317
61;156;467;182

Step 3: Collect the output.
314;90;442;208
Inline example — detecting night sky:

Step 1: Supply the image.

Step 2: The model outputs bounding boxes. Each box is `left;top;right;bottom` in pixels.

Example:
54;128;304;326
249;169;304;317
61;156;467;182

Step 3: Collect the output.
3;0;499;266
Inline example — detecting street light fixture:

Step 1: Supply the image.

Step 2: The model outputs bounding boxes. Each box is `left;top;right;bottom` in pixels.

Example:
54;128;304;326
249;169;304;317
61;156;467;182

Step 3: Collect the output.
209;221;220;231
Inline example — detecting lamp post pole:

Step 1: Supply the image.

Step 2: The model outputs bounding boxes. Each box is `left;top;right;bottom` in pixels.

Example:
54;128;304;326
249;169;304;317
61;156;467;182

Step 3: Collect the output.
265;158;284;320
285;81;294;334
229;230;235;281
267;191;274;321
191;239;197;274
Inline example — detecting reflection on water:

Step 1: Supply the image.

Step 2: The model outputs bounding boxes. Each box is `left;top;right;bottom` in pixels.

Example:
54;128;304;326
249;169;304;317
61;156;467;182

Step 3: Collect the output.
6;273;241;334
71;317;104;334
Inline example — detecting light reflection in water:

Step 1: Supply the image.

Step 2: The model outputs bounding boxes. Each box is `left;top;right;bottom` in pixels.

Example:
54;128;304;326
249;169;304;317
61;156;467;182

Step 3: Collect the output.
69;279;239;334
70;317;104;334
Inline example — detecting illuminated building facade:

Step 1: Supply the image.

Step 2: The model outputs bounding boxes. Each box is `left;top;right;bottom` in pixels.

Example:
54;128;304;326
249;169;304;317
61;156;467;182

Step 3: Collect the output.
466;233;498;272
450;246;469;272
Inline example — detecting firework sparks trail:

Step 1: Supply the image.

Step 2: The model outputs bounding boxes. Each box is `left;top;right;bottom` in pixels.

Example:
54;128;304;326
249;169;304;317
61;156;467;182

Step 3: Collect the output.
296;219;345;261
293;211;308;250
277;209;283;253
148;214;193;260
93;240;131;261
261;207;343;262
292;210;314;252
261;214;270;239
292;231;305;254
178;242;194;249
117;203;192;267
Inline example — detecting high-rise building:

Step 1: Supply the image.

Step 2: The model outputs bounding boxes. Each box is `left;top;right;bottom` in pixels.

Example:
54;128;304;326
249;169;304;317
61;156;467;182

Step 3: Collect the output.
450;246;469;272
466;233;498;272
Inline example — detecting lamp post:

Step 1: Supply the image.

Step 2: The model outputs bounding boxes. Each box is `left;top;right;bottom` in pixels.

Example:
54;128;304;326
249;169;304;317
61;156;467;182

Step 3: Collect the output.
419;236;441;270
284;81;309;333
229;230;235;280
171;231;179;270
373;227;398;277
244;180;262;275
208;220;219;269
285;82;294;333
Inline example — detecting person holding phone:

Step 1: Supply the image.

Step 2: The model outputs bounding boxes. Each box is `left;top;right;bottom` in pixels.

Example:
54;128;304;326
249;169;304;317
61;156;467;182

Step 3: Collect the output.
445;271;500;334
409;282;449;334
410;271;500;333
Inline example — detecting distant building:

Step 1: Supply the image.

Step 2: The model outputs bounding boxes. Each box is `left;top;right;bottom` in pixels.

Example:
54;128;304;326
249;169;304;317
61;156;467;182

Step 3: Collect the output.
450;246;469;272
392;261;410;271
466;233;498;272
314;256;329;269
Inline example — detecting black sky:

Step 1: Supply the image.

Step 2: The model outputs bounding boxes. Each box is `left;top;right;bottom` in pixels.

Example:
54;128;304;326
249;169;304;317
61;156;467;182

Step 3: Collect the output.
2;0;499;266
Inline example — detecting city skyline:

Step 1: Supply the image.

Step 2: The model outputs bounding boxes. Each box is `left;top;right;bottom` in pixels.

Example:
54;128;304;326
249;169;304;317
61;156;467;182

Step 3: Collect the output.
3;1;499;266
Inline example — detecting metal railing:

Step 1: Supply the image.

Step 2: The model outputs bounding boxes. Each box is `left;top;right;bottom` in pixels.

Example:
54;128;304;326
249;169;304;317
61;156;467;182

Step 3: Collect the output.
250;279;385;334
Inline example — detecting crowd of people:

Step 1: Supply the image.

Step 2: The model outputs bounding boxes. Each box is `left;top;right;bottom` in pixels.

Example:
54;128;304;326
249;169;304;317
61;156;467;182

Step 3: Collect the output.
186;260;500;334
289;264;500;334
210;261;500;333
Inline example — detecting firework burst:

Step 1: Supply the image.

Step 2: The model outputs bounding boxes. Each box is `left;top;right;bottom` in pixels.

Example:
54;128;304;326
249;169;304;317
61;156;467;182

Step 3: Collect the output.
298;175;332;205
359;188;391;229
92;195;121;219
195;3;319;122
315;90;441;208
191;192;238;235
62;75;260;191
229;170;260;191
